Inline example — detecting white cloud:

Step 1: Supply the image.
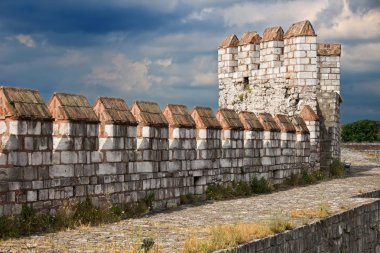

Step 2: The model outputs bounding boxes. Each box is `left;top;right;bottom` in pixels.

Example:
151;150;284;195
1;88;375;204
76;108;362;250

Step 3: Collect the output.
15;34;36;48
85;53;161;92
59;50;87;65
221;1;328;28
342;42;380;72
183;7;214;22
155;58;172;68
191;55;217;86
317;0;380;40
193;71;216;86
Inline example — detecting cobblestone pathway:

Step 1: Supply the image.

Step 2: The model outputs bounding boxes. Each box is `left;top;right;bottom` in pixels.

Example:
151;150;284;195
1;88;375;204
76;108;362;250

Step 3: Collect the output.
0;147;379;252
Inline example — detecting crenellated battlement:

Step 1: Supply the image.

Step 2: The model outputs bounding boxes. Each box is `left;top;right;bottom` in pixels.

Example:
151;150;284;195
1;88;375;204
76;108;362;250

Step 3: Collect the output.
0;86;319;215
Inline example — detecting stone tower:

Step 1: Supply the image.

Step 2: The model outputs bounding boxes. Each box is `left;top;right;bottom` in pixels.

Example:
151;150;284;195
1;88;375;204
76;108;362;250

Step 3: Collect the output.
218;20;342;169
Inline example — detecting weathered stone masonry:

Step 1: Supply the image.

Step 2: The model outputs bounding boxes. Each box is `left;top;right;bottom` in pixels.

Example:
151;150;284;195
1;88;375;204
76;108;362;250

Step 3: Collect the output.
216;194;380;253
218;20;341;169
0;86;313;215
0;20;341;215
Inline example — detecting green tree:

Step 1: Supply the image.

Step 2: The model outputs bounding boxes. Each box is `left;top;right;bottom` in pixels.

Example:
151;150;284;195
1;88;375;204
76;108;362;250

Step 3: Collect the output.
341;120;379;142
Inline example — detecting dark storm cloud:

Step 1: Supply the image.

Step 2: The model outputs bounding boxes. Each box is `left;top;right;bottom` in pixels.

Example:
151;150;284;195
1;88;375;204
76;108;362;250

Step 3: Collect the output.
0;0;378;123
0;0;183;35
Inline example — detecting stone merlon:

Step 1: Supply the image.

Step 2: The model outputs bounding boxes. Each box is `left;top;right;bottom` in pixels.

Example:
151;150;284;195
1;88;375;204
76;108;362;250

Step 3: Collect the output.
0;86;52;121
238;32;262;45
93;97;137;125
48;92;98;123
219;34;239;48
284;20;316;38
216;108;244;130
262;26;284;42
299;105;319;121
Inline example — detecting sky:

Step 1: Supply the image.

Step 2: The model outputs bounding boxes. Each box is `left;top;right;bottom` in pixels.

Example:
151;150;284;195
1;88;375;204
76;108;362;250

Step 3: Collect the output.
0;0;379;123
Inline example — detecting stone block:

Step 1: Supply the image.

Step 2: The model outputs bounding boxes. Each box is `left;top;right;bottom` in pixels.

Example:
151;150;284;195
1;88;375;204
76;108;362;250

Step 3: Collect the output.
27;191;37;201
261;157;273;165
27;121;42;135
49;165;74;178
105;151;122;162
53;137;74;150
136;162;154;173
98;163;117;175
91;151;103;163
127;126;137;138
32;180;43;189
61;151;78;164
167;161;181;172
31;152;43;166
39;189;49;200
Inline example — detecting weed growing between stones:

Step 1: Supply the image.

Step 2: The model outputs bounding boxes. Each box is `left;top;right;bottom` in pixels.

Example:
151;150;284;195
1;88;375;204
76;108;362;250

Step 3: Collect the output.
250;176;274;193
329;159;344;177
180;194;200;205
183;222;273;253
289;203;331;220
267;214;295;233
205;177;274;200
183;217;295;253
0;193;156;239
281;169;330;188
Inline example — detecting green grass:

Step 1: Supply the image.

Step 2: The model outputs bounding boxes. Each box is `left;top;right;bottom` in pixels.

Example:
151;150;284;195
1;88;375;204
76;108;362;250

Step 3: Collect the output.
282;169;328;188
180;194;200;205
205;177;273;200
329;159;344;177
0;192;156;239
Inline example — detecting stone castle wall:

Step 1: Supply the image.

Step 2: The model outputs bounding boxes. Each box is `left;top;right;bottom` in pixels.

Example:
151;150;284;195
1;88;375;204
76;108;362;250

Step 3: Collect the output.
218;20;342;169
0;87;317;216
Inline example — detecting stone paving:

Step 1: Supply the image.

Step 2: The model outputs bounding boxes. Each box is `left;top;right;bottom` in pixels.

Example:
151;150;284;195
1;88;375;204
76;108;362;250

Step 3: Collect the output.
0;146;379;253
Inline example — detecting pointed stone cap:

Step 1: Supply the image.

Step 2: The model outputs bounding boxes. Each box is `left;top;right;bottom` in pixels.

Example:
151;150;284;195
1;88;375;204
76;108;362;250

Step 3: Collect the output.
238;32;262;45
130;101;168;127
48;92;98;122
216;108;243;130
238;111;263;131
191;106;221;129
262;26;284;42
0;86;52;121
292;116;310;134
300;105;319;121
317;43;341;56
219;34;239;48
274;114;296;133
163;104;195;128
93;97;137;125
284;20;316;38
258;113;280;132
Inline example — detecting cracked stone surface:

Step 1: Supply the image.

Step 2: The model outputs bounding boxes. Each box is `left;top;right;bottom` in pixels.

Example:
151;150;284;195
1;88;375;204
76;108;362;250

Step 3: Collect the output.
0;146;379;252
